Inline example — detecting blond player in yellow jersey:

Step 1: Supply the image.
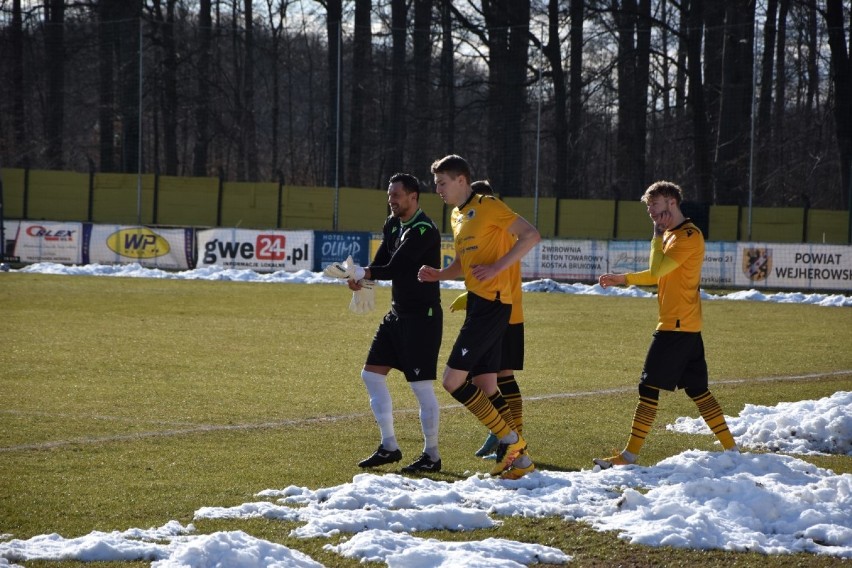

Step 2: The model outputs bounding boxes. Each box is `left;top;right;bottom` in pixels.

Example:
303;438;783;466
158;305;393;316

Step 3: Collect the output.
418;155;540;479
594;181;738;469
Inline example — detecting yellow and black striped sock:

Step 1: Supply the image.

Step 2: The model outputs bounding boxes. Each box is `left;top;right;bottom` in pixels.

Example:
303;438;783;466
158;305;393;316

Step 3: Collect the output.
691;390;737;450
625;386;659;456
497;374;523;435
487;390;518;433
451;382;512;439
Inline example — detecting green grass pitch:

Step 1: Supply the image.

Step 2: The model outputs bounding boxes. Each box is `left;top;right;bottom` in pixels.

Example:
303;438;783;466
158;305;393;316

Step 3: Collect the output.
1;273;850;567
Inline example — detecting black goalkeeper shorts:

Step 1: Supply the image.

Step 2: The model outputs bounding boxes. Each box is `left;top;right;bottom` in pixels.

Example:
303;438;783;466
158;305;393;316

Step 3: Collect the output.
366;307;443;382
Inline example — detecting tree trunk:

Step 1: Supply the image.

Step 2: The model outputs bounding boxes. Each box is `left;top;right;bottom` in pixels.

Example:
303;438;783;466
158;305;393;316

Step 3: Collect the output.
567;0;584;198
325;0;342;187
439;0;455;154
192;0;212;176
118;1;140;174
155;0;179;175
97;0;116;173
266;2;286;177
675;0;688;117
243;0;258;181
757;0;777;137
772;0;789;143
804;0;819;114
825;0;852;207
347;0;372;188
713;0;754;205
386;0;407;177
411;0;433;185
45;0;66;169
612;0;650;196
756;0;777;197
771;0;790;201
11;0;27;165
686;0;712;202
546;0;569;198
483;0;530;196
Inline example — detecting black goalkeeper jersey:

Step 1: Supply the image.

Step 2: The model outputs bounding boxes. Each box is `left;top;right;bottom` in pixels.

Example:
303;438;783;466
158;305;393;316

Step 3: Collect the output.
367;209;442;316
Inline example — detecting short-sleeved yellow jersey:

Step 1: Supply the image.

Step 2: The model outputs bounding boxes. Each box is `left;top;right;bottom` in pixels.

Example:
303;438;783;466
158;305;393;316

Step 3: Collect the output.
625;220;704;331
451;194;519;304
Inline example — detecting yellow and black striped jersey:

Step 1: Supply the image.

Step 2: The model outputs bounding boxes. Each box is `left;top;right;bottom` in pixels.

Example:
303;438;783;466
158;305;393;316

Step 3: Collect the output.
451;194;519;304
625;219;704;332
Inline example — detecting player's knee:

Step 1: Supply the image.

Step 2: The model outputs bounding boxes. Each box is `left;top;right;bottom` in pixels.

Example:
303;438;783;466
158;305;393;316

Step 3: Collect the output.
361;369;386;385
442;368;465;393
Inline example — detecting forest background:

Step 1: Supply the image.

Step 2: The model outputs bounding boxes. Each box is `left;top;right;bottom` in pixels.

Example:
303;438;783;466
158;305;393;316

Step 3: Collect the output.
0;0;851;212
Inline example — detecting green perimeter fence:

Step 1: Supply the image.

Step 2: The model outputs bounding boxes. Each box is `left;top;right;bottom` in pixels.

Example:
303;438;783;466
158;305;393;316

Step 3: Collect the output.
1;167;850;244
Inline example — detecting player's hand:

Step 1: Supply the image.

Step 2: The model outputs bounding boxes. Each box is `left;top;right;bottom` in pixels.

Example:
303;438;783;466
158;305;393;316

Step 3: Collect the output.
418;265;439;282
450;291;468;312
324;255;366;281
651;210;671;236
471;263;498;281
349;279;375;314
599;273;626;288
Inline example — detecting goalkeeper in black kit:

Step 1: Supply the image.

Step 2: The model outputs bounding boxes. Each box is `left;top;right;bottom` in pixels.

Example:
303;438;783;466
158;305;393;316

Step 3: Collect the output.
324;173;444;473
594;181;739;469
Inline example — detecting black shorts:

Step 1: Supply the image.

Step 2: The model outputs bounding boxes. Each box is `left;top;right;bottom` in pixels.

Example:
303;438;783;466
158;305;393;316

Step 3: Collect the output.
640;330;708;392
366;307;443;382
501;323;524;371
447;292;511;376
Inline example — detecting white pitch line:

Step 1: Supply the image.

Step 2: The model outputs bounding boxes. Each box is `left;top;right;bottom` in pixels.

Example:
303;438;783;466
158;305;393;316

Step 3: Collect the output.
2;370;850;453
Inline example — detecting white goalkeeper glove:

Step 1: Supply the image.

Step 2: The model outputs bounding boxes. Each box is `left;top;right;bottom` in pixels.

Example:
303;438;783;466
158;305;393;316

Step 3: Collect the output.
349;280;375;314
323;255;366;281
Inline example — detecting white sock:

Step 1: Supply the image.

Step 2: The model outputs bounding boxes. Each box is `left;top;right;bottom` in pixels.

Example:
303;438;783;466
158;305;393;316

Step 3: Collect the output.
513;454;532;468
410;380;440;459
500;430;519;445
361;370;397;451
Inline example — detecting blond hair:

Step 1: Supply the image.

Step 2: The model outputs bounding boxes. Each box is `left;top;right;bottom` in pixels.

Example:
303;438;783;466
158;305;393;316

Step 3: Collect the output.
641;181;684;205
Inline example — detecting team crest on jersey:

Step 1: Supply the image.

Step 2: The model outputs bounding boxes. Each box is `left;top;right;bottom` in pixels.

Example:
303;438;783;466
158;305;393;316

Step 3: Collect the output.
742;247;772;281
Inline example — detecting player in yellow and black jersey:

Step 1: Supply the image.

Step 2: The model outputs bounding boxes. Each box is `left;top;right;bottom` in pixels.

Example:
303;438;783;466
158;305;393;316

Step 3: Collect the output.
449;180;527;462
594;181;738;469
418;155;541;480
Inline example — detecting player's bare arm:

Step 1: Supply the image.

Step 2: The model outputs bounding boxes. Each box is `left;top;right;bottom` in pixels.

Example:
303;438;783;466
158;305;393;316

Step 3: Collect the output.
471;217;540;282
599;273;627;288
418;257;461;282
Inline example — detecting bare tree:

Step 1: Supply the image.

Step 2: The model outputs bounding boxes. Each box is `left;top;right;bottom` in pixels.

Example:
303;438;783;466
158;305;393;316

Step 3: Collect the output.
385;0;406;176
713;1;754;205
611;0;651;195
11;0;26;165
45;0;65;169
323;0;343;187
438;0;455;154
347;0;371;187
410;0;433;185
151;0;179;175
686;0;713;202
263;0;292;178
242;0;259;180
542;0;569;198
482;0;531;196
117;0;141;173
825;0;852;207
